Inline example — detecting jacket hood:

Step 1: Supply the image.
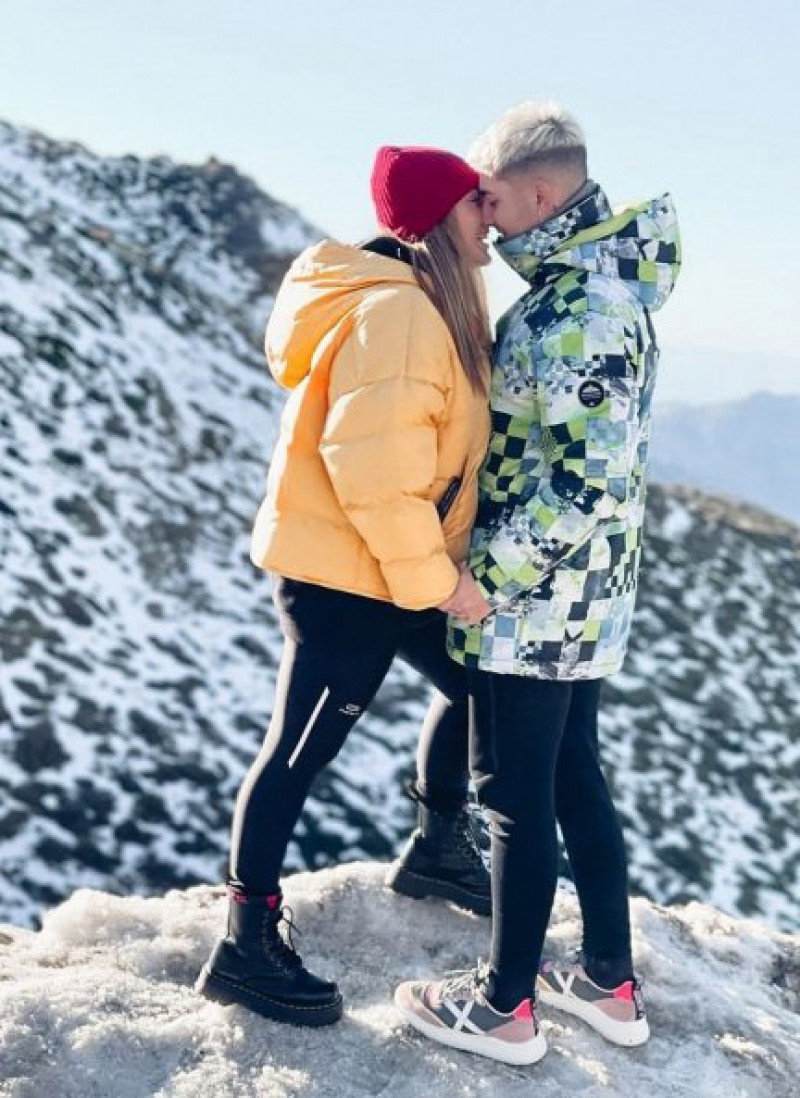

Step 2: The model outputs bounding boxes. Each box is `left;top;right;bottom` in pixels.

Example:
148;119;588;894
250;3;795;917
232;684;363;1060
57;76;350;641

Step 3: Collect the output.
496;184;681;312
265;239;419;388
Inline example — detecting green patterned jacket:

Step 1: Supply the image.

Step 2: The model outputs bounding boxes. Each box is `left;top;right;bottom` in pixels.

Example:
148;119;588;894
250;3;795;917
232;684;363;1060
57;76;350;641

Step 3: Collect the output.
448;185;681;679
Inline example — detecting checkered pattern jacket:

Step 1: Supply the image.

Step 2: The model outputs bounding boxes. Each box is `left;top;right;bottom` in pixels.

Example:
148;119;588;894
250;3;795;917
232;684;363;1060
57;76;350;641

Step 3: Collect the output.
448;185;681;679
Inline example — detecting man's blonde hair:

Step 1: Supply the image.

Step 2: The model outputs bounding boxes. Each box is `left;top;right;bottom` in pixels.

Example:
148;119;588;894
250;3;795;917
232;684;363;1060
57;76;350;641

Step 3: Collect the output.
469;101;587;179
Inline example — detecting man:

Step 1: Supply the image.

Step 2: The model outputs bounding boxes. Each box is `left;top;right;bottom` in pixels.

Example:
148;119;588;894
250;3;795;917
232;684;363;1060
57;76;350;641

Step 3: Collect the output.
394;101;680;1066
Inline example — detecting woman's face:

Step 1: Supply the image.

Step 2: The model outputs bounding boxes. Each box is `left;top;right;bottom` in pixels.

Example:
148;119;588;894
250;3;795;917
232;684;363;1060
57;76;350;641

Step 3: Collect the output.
445;189;492;268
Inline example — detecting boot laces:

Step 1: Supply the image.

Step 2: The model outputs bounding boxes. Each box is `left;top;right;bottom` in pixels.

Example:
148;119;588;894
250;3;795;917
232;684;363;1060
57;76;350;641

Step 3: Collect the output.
404;781;488;868
453;804;488;869
263;905;303;971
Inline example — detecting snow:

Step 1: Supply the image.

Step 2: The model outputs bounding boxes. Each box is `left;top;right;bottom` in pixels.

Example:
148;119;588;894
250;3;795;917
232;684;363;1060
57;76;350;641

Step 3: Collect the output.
260;214;319;255
659;497;695;541
0;862;797;1098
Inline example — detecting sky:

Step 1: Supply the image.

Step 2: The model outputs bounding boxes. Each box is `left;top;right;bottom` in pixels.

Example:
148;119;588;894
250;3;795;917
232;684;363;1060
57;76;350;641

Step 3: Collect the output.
1;0;798;404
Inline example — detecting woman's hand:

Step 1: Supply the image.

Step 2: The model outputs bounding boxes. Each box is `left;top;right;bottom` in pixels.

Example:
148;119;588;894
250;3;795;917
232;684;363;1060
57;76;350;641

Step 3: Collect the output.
439;564;492;624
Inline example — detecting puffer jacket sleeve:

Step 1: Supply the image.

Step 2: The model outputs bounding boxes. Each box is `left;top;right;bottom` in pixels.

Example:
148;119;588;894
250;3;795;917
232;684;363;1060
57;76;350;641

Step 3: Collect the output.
319;288;460;610
472;307;641;608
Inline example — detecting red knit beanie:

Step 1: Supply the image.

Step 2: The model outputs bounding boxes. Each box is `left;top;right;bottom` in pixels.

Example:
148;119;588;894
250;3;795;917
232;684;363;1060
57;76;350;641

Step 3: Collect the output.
370;145;480;242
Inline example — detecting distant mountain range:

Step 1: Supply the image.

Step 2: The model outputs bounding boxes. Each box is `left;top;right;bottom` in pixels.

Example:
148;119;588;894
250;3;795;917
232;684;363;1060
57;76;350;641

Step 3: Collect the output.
650;392;800;523
1;121;797;932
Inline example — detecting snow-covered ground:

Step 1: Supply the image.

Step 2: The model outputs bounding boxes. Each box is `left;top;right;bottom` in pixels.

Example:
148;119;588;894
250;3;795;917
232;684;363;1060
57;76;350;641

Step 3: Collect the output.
1;862;797;1098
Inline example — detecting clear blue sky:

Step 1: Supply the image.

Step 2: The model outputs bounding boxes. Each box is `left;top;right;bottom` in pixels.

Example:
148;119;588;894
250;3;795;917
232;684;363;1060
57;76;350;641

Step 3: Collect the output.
2;0;798;403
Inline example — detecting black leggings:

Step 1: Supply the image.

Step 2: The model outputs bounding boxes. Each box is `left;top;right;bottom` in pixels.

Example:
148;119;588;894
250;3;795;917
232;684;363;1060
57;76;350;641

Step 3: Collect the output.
230;578;469;895
469;672;632;1009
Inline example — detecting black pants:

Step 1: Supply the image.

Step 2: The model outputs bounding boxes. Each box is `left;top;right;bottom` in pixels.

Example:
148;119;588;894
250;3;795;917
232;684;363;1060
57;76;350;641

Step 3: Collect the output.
469;672;633;1009
230;578;469;895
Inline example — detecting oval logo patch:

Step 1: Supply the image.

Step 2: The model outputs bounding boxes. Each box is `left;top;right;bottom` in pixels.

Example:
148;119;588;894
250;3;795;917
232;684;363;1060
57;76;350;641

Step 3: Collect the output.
578;380;605;408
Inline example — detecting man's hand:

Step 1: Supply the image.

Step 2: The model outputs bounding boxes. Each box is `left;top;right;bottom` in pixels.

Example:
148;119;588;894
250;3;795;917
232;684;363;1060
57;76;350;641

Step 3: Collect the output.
439;564;492;624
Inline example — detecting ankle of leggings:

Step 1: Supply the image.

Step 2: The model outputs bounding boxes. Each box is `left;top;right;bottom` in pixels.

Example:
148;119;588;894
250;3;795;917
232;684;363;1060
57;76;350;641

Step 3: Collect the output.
227;877;282;906
484;968;535;1015
407;779;467;814
583;953;634;989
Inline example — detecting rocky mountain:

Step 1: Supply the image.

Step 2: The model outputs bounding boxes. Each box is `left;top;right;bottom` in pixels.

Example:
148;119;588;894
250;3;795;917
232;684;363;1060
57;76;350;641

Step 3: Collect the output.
604;486;799;930
650;392;800;524
1;122;797;933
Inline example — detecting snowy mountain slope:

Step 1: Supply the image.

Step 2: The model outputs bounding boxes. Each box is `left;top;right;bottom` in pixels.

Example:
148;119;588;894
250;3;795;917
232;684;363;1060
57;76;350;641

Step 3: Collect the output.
0;863;798;1098
0;120;427;928
650;392;800;523
1;122;798;935
604;487;800;931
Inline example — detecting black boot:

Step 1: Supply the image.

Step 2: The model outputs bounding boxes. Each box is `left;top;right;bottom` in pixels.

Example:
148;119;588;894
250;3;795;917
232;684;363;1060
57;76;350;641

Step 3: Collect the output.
195;887;343;1026
385;785;491;917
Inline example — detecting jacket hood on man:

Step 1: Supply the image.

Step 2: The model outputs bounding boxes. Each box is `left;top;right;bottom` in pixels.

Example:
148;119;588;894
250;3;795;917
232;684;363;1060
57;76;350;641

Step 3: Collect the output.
496;184;681;312
265;240;419;388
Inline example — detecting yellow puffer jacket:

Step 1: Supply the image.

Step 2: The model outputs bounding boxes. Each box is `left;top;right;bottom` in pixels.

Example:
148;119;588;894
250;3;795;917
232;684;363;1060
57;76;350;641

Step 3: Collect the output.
250;240;491;610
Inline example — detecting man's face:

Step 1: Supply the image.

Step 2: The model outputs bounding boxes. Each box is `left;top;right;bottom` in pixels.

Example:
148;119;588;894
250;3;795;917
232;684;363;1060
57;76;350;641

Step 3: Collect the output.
479;173;553;239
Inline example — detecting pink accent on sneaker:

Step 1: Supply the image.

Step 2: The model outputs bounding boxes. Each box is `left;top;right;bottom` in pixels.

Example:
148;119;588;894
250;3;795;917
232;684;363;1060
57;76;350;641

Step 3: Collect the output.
613;982;634;1002
600;999;638;1022
266;894;280;910
513;999;533;1021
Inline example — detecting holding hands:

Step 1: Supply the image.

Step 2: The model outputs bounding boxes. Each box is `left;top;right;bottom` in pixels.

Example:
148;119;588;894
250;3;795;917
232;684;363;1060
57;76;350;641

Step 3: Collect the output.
439;563;492;624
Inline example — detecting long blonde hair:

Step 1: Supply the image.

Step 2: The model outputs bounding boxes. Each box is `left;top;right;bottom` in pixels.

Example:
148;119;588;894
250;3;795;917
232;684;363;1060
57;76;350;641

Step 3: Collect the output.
407;223;490;394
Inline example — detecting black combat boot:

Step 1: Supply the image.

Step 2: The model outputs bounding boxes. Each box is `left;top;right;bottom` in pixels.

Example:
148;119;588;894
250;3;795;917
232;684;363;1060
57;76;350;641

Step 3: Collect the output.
196;887;343;1026
385;785;491;916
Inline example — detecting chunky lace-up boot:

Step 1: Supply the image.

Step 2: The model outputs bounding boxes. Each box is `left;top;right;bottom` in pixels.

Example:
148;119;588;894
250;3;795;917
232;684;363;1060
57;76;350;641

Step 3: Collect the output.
196;887;343;1026
386;785;491;916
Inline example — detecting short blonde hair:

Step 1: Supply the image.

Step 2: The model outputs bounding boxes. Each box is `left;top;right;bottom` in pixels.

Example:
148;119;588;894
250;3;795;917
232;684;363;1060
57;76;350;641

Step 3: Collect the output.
469;101;587;179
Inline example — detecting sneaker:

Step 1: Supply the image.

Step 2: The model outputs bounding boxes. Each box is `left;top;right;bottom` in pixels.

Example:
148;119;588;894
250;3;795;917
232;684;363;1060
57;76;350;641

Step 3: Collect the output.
394;964;547;1066
537;961;649;1046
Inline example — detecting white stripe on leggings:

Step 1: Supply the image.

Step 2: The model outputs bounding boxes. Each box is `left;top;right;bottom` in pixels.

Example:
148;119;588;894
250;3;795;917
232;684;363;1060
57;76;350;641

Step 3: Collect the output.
287;686;330;769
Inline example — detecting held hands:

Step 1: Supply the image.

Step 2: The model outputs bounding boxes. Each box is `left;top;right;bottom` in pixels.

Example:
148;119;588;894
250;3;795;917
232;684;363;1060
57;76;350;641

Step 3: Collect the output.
438;564;492;624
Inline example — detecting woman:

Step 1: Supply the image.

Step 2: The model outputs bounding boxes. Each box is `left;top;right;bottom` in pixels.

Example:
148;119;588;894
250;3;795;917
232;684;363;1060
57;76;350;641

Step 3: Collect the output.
196;146;493;1027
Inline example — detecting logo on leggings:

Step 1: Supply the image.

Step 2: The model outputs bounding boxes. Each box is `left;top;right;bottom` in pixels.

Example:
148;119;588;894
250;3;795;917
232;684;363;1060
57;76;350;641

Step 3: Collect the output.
339;702;362;717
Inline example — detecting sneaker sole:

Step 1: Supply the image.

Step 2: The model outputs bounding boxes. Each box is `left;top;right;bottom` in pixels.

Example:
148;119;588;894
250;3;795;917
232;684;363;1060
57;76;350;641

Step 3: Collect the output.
394;992;547;1066
537;986;650;1047
385;866;491;917
196;966;344;1027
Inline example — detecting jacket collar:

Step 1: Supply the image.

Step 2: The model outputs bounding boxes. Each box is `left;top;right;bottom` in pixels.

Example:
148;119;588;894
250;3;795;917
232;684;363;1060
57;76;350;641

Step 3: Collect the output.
496;182;612;281
359;235;413;265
